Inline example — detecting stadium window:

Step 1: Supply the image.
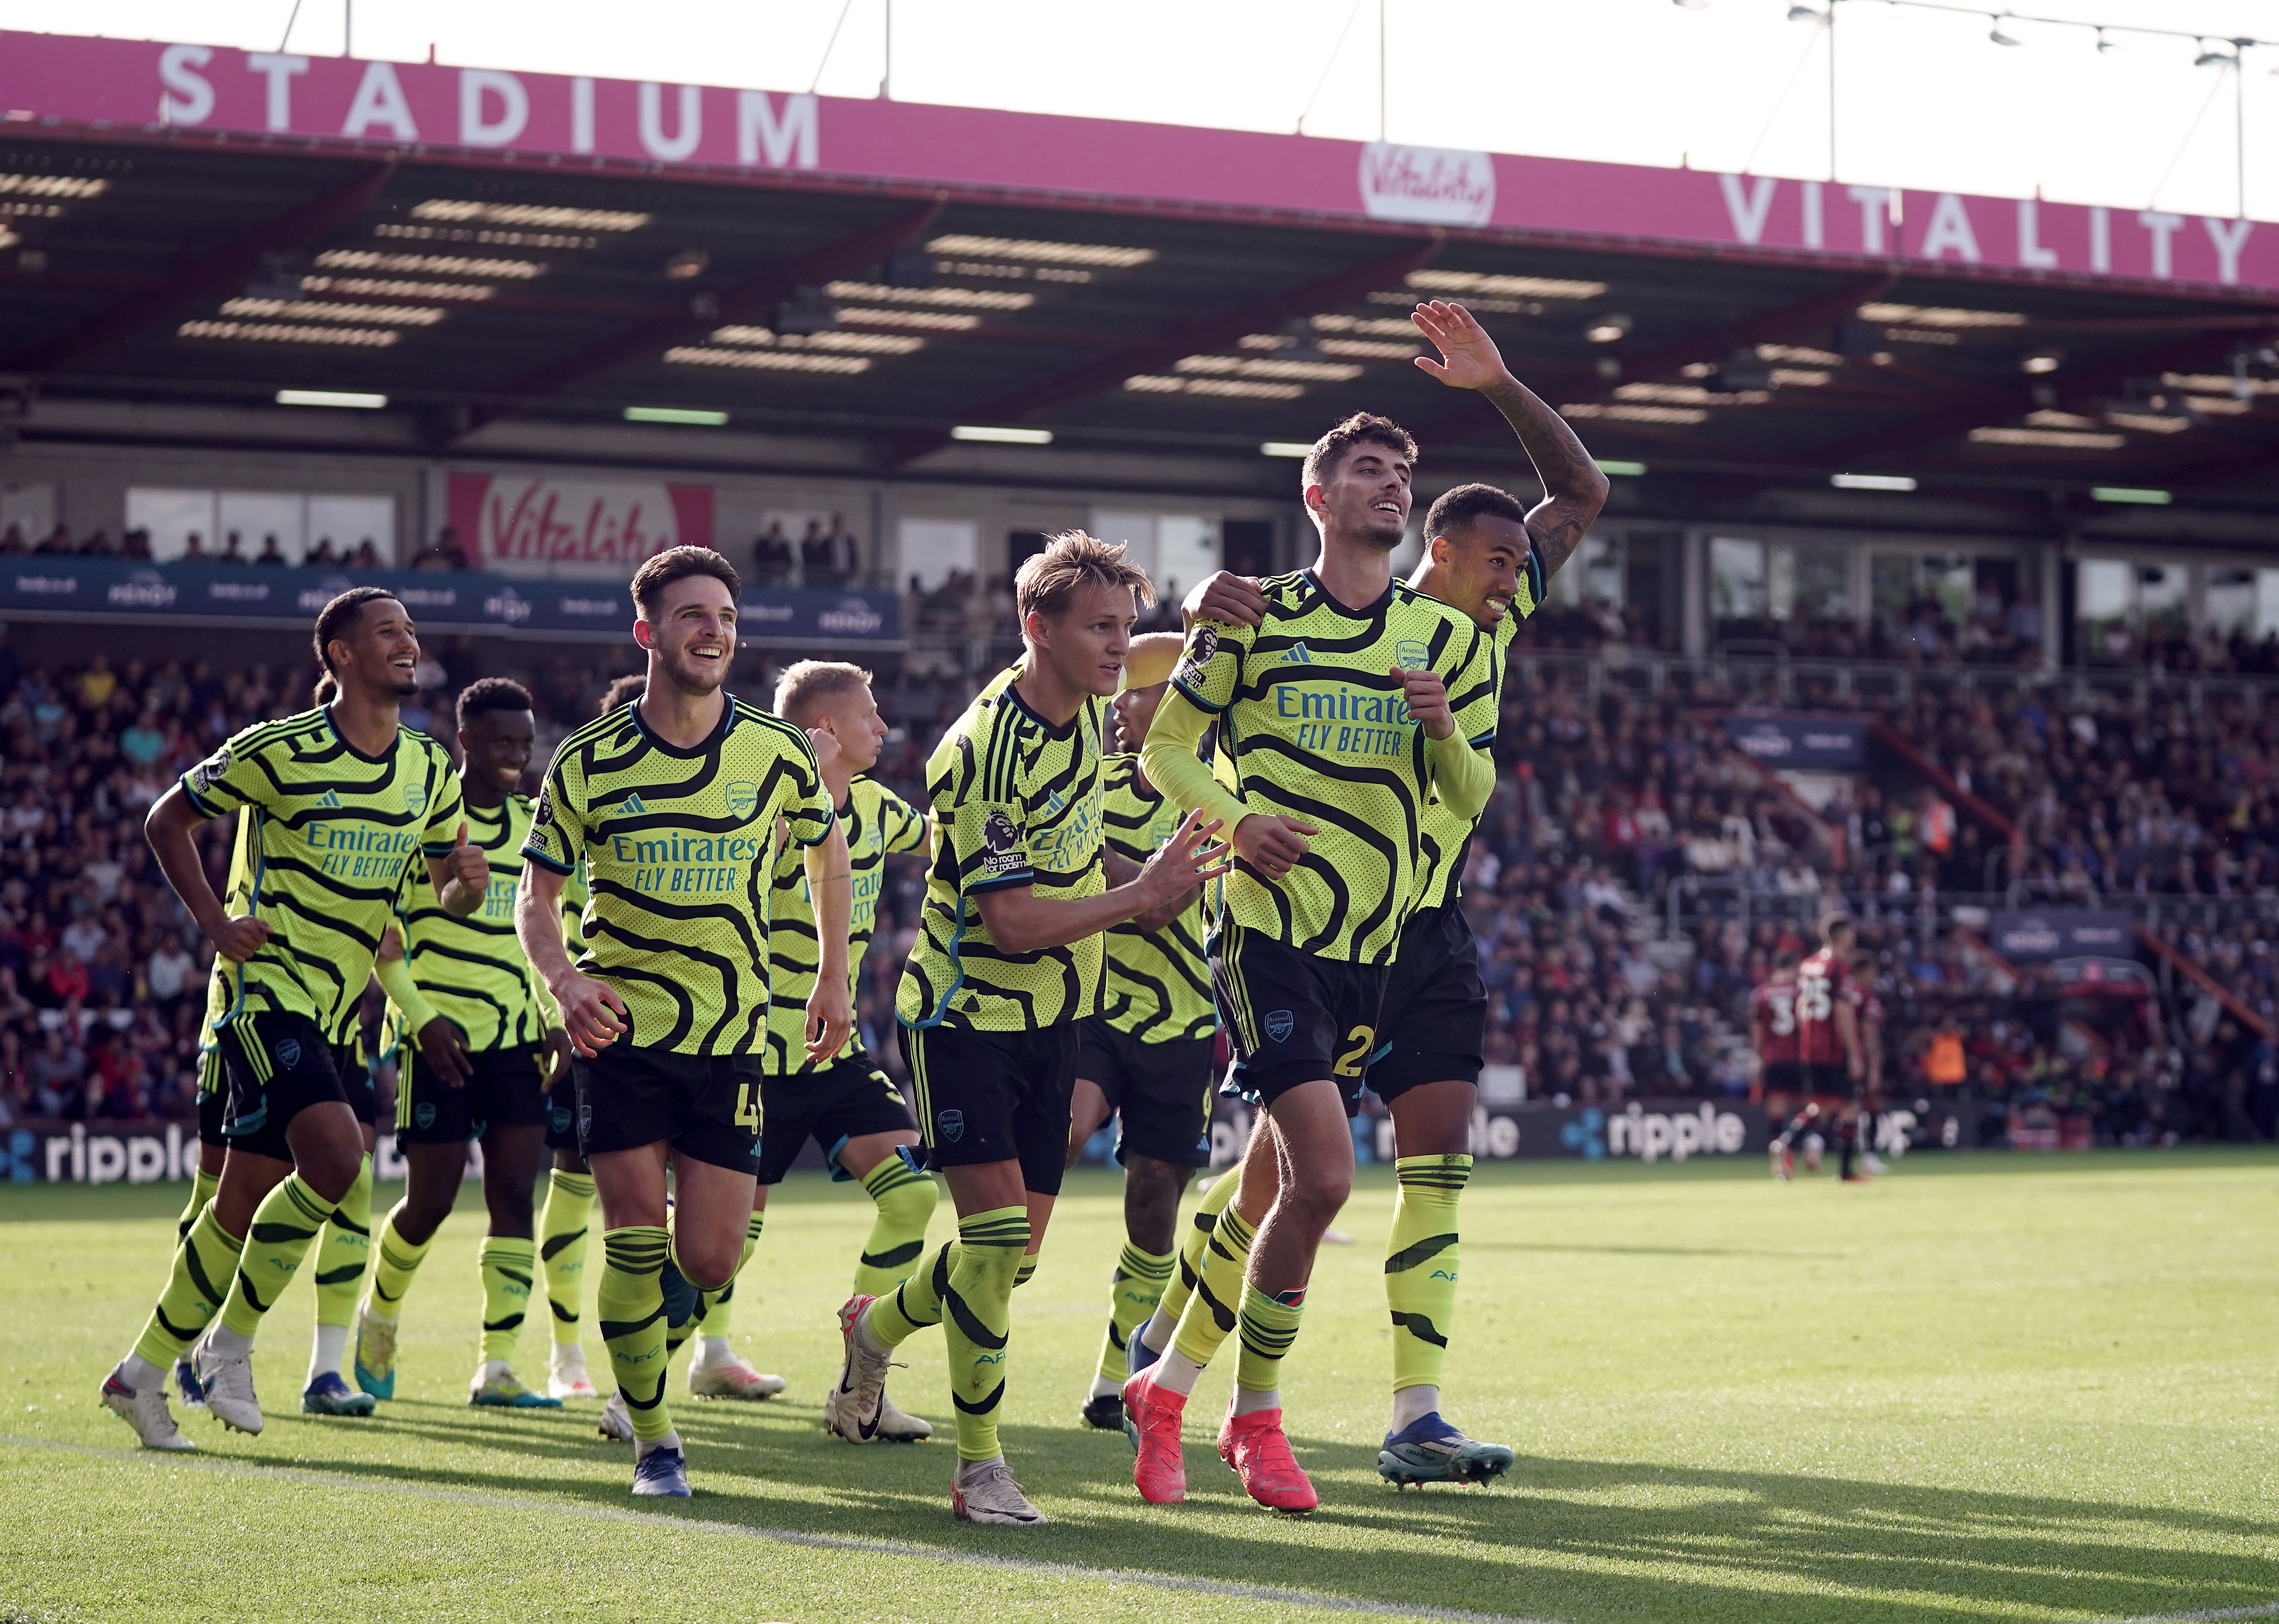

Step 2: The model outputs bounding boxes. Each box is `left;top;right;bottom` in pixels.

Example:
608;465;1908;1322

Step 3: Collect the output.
2259;571;2279;639
2206;568;2255;637
1710;536;1767;622
897;516;978;591
1088;511;1218;605
124;487;398;565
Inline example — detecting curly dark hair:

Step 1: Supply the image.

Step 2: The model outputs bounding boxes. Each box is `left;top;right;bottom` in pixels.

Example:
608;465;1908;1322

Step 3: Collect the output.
456;677;533;726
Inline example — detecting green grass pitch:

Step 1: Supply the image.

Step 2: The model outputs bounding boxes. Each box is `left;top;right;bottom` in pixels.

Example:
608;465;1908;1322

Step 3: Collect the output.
3;1149;2276;1623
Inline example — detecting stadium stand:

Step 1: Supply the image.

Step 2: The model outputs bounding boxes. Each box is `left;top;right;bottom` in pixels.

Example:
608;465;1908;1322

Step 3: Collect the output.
7;590;2273;1155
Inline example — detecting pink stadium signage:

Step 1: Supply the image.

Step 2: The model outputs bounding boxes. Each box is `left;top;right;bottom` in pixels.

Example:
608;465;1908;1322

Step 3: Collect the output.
2;29;2272;295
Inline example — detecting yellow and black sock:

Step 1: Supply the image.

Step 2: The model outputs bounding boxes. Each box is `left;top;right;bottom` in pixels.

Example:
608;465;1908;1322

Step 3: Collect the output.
694;1211;764;1340
1159;1174;1235;1329
1096;1242;1174;1384
852;1155;937;1297
1387;1153;1469;1396
1235;1281;1305;1397
174;1166;220;1245
869;1239;954;1346
369;1200;435;1313
217;1174;334;1338
1013;1257;1037;1289
538;1169;595;1344
941;1207;1028;1462
312;1153;372;1333
478;1236;536;1364
132;1205;244;1368
596;1225;673;1444
1169;1199;1257;1368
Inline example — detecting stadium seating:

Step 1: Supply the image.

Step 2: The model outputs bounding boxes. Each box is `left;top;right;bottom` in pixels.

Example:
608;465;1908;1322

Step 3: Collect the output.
3;609;2274;1150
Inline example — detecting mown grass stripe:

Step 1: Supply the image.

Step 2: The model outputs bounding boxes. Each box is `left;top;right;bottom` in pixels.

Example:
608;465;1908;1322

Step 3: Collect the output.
0;1434;1557;1624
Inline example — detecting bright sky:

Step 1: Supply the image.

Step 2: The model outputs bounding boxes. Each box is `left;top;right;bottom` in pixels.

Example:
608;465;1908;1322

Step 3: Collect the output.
14;0;2279;221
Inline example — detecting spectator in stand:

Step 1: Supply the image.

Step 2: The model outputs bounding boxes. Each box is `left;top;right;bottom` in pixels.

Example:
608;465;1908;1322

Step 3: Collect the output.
30;1028;84;1117
253;533;287;566
146;930;196;1015
750;520;794;584
412;526;470;571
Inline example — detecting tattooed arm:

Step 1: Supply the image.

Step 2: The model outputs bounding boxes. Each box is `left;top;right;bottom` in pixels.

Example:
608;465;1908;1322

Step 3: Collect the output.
1412;298;1610;584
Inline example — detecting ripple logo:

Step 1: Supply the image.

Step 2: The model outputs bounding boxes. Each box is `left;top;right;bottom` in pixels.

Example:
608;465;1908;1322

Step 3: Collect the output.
484;586;533;624
1560;1107;1606;1161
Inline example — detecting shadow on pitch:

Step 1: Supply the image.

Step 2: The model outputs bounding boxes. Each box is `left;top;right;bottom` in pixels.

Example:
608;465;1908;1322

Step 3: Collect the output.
252;1398;2279;1624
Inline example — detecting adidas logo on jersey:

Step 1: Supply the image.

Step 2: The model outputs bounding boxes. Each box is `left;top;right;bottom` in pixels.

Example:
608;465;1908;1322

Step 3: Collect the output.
618;793;648;817
318;789;342;808
1285;642;1312;663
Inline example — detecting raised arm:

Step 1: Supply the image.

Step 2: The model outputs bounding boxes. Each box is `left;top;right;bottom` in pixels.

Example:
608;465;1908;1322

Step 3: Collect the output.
423;823;490;918
1413;298;1610;581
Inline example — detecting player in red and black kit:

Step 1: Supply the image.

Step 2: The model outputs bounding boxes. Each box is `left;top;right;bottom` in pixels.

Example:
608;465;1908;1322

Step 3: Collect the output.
1751;949;1810;1181
1751;948;1805;1098
1794;913;1867;1180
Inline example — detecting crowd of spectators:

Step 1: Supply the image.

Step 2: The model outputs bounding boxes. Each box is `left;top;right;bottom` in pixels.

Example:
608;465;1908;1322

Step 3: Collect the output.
5;609;2277;1147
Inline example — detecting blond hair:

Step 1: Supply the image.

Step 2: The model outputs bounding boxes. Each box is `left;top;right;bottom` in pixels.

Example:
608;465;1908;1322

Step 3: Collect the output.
773;659;873;727
1014;530;1155;627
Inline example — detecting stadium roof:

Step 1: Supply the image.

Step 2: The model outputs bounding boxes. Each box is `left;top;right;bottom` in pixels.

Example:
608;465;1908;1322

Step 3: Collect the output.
0;31;2275;516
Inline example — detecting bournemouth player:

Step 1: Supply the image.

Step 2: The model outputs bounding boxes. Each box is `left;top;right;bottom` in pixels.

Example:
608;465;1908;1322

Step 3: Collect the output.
687;659;934;1437
101;587;485;1448
1752;948;1808;1177
518;546;852;1498
1127;413;1499;1513
829;532;1226;1527
1066;670;1216;1433
1796;912;1866;1177
354;678;574;1410
536;672;647;1403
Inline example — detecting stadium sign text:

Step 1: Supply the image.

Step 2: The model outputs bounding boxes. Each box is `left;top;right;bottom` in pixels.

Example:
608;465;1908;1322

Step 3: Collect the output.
0;33;2270;294
0;556;900;643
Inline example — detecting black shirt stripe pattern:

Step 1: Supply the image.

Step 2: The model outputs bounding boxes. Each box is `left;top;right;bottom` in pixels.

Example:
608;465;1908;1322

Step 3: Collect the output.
896;663;1109;1032
184;707;464;1039
1098;754;1214;1043
523;698;834;1056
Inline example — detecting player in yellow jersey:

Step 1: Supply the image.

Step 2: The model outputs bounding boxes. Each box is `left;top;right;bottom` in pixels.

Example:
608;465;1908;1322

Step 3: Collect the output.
102;588;489;1448
1066;670;1215;1433
675;660;938;1435
536;672;646;1404
351;678;575;1410
518;546;853;1499
1126;384;1504;1510
1126;301;1605;1501
828;532;1228;1526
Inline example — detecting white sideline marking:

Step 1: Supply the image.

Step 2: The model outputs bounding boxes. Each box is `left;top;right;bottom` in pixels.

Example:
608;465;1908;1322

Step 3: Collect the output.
4;1434;1556;1624
2089;1606;2279;1624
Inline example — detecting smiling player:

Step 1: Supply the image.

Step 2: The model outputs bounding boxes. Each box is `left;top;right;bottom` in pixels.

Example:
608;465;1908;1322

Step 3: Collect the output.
517;546;853;1499
102;588;486;1448
354;678;574;1412
1124;411;1500;1514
